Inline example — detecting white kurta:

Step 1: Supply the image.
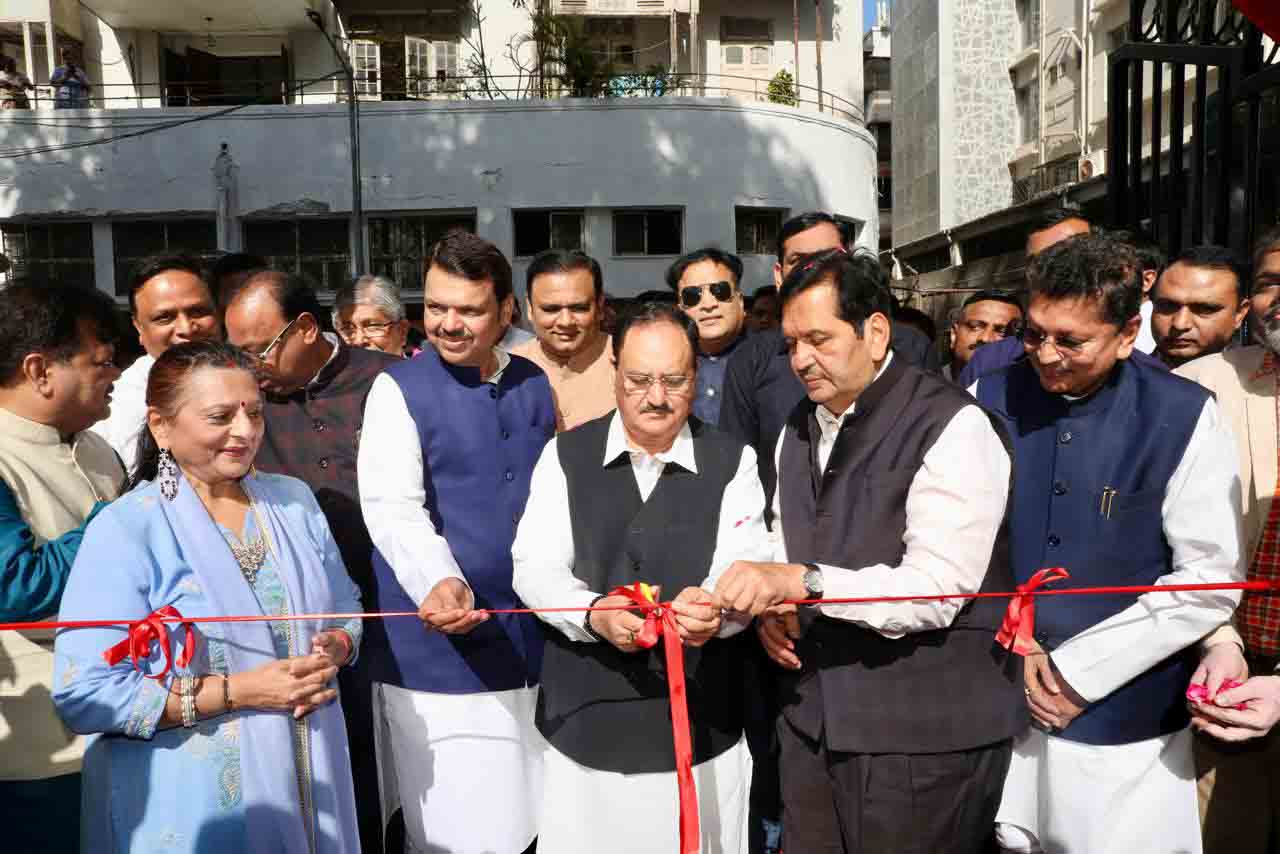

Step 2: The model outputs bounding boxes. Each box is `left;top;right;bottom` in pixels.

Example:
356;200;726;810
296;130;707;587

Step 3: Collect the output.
992;396;1245;853
88;353;153;475
359;347;542;854
512;414;773;853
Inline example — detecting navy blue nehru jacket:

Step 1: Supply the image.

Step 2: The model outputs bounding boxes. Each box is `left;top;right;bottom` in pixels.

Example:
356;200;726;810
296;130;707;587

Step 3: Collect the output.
364;347;556;694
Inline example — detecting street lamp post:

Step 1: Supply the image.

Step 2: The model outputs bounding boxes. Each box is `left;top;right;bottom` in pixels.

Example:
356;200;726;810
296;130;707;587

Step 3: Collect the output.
306;9;365;276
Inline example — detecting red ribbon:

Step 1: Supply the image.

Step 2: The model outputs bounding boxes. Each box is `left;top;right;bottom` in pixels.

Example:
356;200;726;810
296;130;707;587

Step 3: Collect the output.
607;583;700;854
102;605;195;680
995;567;1070;655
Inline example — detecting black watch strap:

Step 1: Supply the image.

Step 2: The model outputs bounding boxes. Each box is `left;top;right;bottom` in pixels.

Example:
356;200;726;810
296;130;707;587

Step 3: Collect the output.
584;593;608;641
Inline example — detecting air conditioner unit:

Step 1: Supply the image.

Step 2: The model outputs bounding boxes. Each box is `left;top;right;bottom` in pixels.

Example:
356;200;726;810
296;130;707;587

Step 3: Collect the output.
1079;150;1106;180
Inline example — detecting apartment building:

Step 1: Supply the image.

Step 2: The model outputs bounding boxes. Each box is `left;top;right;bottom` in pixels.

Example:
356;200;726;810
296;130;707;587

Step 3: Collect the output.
0;0;876;301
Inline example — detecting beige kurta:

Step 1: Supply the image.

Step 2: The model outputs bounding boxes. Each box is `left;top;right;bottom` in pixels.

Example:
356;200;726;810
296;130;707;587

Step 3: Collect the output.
511;333;616;432
0;406;124;781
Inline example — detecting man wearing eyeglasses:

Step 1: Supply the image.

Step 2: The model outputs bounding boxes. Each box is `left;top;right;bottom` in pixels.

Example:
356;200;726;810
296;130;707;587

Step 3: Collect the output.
90;254;220;474
968;234;1246;854
513;301;771;853
222;268;395;854
668;247;749;426
943;290;1023;382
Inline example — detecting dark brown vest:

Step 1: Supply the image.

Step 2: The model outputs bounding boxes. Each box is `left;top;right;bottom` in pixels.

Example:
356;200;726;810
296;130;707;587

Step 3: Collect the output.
777;356;1026;754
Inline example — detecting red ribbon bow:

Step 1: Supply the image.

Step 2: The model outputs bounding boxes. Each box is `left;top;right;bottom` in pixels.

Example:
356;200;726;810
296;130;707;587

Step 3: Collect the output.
995;567;1070;655
607;583;701;854
102;605;196;680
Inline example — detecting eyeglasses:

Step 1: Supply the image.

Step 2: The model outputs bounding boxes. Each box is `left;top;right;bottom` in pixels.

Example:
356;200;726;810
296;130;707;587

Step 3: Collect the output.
679;281;736;308
338;320;395;340
255;315;300;361
622;372;692;396
1022;326;1101;358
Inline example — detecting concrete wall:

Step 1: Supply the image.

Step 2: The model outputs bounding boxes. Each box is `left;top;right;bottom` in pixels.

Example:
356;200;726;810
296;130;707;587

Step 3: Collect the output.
0;97;877;299
891;0;939;245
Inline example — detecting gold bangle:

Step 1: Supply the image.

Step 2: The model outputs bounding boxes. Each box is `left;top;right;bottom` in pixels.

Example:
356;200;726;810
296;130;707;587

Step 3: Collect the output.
222;674;234;713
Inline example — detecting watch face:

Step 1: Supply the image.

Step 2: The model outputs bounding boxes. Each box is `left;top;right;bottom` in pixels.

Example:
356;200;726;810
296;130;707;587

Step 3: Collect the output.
803;569;823;596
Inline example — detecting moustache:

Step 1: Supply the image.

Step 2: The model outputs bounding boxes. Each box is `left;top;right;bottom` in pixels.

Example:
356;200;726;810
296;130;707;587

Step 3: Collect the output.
640;404;674;415
438;330;472;341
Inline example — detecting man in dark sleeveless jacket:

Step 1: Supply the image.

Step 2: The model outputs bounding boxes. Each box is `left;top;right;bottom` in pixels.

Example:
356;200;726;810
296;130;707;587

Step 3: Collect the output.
513;303;773;853
972;234;1245;854
714;249;1025;854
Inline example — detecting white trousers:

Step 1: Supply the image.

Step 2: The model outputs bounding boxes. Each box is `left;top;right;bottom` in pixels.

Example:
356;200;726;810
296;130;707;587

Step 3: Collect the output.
537;735;752;854
995;726;1201;854
375;682;542;854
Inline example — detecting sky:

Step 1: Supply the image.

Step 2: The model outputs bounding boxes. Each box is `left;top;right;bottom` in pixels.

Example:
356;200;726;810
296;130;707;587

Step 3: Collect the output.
864;0;887;33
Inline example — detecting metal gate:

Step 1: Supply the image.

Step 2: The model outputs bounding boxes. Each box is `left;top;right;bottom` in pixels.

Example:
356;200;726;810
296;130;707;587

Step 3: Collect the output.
1106;0;1280;257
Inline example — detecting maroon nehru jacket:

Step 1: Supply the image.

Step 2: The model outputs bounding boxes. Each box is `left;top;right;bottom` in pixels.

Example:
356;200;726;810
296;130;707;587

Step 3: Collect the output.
254;340;396;600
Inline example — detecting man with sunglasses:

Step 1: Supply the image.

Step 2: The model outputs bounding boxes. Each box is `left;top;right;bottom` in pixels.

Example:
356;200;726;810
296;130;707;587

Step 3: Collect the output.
969;234;1246;854
667;248;749;426
222;269;395;854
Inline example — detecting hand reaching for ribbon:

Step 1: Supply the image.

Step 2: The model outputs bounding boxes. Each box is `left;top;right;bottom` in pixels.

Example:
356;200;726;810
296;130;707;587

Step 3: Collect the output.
1022;638;1088;732
670;587;721;647
311;629;353;669
420;577;488;635
589;588;657;652
757;604;802;670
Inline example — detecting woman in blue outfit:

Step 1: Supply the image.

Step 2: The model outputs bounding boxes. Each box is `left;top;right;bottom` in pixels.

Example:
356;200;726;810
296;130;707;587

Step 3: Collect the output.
52;340;363;853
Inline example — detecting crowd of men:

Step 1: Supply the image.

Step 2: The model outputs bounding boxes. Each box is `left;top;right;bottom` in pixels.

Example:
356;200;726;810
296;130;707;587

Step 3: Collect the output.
2;207;1280;854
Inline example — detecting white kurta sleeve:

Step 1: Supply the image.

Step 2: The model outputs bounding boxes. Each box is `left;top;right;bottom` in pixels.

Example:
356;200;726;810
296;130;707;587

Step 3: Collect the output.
703;444;774;638
773;405;1012;638
1050;397;1246;703
357;373;466;607
511;438;602;642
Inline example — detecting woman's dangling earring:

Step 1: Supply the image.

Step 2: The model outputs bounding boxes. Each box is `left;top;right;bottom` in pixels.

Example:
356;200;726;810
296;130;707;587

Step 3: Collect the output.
158;448;179;501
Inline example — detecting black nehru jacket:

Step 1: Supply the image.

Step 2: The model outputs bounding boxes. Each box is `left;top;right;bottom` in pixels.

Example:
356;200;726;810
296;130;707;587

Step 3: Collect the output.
777;355;1027;754
536;414;750;774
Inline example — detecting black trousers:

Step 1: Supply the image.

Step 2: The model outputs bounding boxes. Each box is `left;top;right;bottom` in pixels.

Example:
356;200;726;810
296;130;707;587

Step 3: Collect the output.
778;717;1012;854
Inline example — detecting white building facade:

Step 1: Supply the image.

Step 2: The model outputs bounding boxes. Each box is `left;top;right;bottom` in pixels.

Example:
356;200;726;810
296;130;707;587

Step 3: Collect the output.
0;0;877;302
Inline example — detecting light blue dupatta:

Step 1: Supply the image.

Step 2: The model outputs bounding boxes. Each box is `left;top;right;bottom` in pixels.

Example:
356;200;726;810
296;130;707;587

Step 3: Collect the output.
159;471;359;854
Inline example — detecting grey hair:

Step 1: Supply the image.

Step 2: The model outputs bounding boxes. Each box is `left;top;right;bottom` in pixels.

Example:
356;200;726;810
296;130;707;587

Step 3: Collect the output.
332;274;406;326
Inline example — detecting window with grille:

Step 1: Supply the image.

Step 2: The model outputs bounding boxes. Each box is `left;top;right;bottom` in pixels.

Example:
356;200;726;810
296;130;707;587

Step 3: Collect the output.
406;36;459;96
244;219;351;290
613;210;682;257
369;212;478;286
111;220;218;296
735;208;786;256
513;210;584;258
1;222;95;289
1017;82;1040;144
350;40;381;99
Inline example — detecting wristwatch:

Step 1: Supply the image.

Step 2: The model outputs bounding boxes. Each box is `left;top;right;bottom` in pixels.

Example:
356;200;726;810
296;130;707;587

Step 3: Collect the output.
802;563;824;600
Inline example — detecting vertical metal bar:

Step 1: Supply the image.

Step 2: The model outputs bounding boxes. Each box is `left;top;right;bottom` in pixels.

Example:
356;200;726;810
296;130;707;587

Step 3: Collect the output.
1168;59;1186;255
1239;23;1264;256
1151;58;1164;240
1212;62;1232;245
1107;56;1130;229
1129;59;1144;228
1190;64;1207;244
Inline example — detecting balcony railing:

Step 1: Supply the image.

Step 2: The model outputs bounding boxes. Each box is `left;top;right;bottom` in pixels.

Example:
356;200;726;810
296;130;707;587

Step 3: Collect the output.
1012;157;1082;204
3;72;863;124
